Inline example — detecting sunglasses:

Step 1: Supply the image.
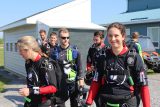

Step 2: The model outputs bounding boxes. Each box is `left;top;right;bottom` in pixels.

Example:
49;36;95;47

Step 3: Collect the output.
61;37;70;39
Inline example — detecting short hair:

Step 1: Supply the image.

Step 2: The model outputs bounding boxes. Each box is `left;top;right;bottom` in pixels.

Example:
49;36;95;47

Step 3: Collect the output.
58;28;69;37
132;32;139;39
94;31;104;39
39;29;46;34
50;32;57;37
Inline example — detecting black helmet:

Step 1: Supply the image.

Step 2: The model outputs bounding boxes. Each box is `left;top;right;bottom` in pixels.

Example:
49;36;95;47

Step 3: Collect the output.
84;71;95;86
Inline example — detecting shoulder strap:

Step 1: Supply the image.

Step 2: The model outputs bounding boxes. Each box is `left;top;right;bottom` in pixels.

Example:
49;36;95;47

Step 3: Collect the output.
124;50;137;86
41;57;62;88
67;45;78;62
53;46;61;60
67;48;73;61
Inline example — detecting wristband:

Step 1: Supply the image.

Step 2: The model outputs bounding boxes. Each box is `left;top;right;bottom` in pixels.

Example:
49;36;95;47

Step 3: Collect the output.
29;87;40;95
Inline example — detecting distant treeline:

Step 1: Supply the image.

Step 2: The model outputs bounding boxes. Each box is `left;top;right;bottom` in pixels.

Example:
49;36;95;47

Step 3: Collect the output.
0;39;3;44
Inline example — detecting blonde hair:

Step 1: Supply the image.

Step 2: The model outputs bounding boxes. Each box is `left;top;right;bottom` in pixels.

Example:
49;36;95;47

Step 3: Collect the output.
17;36;41;53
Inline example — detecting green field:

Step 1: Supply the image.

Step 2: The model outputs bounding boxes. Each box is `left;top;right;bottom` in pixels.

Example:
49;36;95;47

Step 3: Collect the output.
0;47;4;67
0;45;5;92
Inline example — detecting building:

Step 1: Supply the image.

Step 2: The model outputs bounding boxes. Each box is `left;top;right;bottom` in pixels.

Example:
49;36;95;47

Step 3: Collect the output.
103;0;160;52
0;0;105;76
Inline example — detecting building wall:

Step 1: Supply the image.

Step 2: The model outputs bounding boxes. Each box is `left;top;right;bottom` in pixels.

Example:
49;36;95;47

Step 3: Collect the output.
126;24;147;36
128;0;160;12
4;25;36;76
69;29;96;70
128;0;147;12
148;0;160;9
4;26;100;75
125;23;160;53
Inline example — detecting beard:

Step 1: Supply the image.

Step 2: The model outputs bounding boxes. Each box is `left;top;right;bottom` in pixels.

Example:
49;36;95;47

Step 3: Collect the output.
94;43;101;47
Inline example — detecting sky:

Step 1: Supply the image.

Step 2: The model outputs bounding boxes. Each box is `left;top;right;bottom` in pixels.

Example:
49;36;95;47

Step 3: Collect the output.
0;0;127;38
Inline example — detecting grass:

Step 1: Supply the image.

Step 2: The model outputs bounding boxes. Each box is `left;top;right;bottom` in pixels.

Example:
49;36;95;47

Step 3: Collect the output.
0;45;6;92
0;47;4;67
0;75;10;92
147;69;154;75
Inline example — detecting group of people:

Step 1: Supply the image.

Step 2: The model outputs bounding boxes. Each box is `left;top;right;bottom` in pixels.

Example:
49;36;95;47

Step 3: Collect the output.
17;22;150;107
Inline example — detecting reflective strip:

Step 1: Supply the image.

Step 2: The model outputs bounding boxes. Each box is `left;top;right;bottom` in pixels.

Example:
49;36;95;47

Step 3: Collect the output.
107;102;120;107
67;48;72;61
128;76;134;86
24;97;31;102
136;43;143;62
68;69;76;81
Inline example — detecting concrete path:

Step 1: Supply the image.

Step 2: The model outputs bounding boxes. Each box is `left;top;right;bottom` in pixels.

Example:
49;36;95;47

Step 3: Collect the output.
0;69;25;107
0;69;160;107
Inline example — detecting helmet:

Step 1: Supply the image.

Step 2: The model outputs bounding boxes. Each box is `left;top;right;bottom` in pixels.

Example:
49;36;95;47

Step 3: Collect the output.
84;71;95;86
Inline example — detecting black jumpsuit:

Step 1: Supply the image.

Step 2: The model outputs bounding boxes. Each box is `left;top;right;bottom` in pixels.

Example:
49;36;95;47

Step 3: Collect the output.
51;45;83;107
24;56;61;107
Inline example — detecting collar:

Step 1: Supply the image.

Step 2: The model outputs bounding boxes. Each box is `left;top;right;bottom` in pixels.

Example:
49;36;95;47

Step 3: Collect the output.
110;45;128;56
34;54;41;62
60;44;70;50
119;46;128;55
100;43;105;48
92;43;105;49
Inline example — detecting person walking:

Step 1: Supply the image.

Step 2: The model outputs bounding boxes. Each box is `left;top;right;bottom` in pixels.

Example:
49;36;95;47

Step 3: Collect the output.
50;28;84;107
48;32;59;60
85;31;106;107
37;29;50;56
17;36;61;107
86;22;150;107
130;32;143;59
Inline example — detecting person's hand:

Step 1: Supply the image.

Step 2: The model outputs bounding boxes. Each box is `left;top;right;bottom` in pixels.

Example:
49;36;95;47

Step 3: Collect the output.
91;66;95;71
79;79;84;87
87;67;92;72
87;66;95;72
19;87;29;97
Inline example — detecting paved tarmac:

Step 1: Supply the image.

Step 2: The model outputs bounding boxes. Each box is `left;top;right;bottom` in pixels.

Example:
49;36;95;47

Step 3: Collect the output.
0;69;160;107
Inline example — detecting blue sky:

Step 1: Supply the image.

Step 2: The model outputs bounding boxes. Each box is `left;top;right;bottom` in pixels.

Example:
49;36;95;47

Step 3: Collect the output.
0;0;127;38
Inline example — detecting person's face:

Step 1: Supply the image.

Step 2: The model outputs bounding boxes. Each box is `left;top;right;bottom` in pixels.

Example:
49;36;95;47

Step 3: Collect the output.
107;27;125;49
18;48;32;60
93;35;103;46
50;35;57;46
59;32;70;46
40;32;46;40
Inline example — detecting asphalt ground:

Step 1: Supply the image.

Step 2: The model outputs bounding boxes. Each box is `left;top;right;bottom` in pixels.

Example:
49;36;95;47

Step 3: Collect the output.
0;69;160;107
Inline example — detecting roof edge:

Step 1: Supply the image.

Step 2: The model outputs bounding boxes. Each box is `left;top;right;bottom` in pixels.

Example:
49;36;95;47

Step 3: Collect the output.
0;19;27;31
103;18;160;27
122;18;160;25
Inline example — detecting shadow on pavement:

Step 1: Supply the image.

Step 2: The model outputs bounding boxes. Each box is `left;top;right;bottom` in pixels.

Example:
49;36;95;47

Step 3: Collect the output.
4;88;22;92
4;95;24;107
0;68;26;85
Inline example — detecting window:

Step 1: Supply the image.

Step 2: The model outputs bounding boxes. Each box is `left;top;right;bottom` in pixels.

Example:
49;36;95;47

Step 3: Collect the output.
147;27;160;49
10;43;13;51
15;43;17;52
126;28;130;37
6;43;9;51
